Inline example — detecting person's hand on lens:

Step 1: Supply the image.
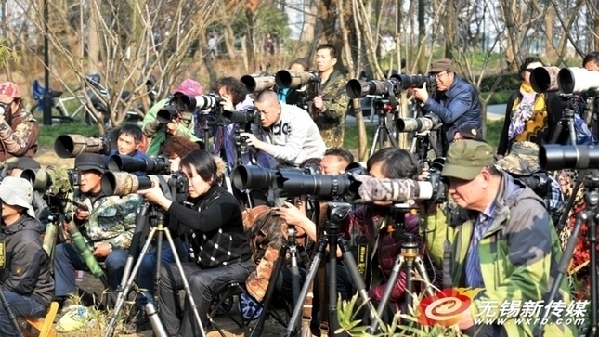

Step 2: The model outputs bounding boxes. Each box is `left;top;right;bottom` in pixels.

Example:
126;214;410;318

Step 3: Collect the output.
313;96;324;111
138;186;172;210
166;122;177;135
240;132;265;150
278;201;307;227
412;83;429;103
220;97;235;111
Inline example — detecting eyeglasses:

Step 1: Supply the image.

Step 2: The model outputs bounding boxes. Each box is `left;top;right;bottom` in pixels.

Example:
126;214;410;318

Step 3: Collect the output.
435;71;447;78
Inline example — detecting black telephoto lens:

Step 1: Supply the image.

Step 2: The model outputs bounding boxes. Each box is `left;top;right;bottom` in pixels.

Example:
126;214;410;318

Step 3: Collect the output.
231;165;276;190
540;145;599;171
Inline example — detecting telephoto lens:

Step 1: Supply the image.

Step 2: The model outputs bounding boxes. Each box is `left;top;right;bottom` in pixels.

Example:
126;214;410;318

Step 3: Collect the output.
540;144;599;170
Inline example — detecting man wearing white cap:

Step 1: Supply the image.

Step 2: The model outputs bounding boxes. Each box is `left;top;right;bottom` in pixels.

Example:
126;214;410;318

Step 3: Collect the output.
0;176;54;337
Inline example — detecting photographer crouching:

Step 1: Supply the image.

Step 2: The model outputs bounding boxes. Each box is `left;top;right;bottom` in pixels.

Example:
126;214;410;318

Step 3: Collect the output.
421;139;576;336
242;90;326;169
136;149;253;337
53;153;142;305
0;177;54;337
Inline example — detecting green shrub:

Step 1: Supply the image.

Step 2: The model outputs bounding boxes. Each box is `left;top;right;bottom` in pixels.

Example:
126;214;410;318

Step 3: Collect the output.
485;90;513;105
479;73;520;92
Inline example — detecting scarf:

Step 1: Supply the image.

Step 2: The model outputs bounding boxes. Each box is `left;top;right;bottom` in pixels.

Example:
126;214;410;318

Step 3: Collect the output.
508;83;537;140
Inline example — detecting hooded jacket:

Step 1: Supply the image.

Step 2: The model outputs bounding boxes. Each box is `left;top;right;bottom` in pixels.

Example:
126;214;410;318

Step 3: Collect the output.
1;214;54;306
258;103;326;167
423;173;577;337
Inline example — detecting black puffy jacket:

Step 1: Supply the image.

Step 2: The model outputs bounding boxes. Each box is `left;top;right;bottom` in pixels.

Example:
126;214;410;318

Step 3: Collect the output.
1;215;54;306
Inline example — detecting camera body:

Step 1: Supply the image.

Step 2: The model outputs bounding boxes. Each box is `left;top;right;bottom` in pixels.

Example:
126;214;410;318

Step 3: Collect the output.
221;108;260;125
109;154;171;175
514;172;552;200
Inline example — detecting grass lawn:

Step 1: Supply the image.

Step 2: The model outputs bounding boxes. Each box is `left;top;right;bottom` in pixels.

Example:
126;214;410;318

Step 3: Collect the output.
36;119;505;152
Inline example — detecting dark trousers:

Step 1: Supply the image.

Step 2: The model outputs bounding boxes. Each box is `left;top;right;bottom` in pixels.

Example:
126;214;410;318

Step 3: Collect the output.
54;242;128;297
0;291;46;337
159;260;254;337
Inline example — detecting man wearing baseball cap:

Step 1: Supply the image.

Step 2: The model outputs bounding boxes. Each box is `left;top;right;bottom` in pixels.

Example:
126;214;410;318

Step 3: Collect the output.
423;139;576;336
53;153;142;305
409;59;482;156
142;79;202;156
0;82;39;164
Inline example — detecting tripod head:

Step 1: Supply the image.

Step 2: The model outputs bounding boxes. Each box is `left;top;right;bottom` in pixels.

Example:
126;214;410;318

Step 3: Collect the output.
325;201;352;233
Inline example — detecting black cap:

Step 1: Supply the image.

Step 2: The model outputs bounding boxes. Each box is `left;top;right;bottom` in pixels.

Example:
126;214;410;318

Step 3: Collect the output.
457;125;485;142
74;153;106;173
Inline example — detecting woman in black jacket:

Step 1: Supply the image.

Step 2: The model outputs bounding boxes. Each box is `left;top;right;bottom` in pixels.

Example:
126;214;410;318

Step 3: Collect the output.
0;176;54;337
138;149;253;337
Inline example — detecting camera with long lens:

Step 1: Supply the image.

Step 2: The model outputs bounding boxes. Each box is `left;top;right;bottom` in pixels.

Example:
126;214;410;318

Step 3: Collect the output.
557;67;599;94
514;172;552;200
101;171;188;199
345;73;436;99
54;135;111;159
109;154;171;175
540;144;599;171
396;113;442;133
67;168;82;202
232;165;360;199
530;66;560;93
172;94;223;111
220;108;260;124
241;74;276;92
275;71;320;90
156;103;179;124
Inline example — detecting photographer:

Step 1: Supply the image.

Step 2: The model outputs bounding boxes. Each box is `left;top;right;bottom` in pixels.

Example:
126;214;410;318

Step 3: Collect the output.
103;124;149;172
7;157;51;225
422;139;576;336
142;79;202;156
0;177;54;337
242;90;326;168
309;44;349;148
213;76;270;169
497;58;565;156
53;153;142;304
137;149;253;337
410;59;482;156
0;82;39;164
279;58;309;106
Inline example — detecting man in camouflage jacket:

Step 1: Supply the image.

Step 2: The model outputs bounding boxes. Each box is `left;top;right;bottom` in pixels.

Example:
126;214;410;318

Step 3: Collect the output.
422;140;577;337
309;44;348;148
54;153;142;300
0;82;39;163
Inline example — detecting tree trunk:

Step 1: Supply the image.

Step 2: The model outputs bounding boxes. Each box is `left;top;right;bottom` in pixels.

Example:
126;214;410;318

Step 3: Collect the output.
544;6;556;60
245;8;255;70
87;5;100;74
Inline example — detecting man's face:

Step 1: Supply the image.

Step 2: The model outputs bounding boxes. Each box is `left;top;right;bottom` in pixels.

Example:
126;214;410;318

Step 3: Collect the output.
117;134;138;156
584;61;599;71
320;155;348;175
1;202;21;218
79;170;102;194
433;71;455;92
447;169;489;210
316;48;336;73
255;100;281;128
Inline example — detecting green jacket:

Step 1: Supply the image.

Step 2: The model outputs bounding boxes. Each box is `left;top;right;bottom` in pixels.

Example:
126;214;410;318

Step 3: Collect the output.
142;98;200;156
423;173;577;337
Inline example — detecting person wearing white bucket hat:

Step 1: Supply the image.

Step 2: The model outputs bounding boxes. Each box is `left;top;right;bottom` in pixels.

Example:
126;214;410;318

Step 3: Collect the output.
0;176;54;337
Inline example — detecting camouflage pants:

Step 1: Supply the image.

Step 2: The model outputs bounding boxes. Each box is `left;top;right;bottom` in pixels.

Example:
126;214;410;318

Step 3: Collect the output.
320;124;345;149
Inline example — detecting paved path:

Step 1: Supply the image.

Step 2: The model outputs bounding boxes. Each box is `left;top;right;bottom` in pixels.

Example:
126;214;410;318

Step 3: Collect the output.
346;104;507;124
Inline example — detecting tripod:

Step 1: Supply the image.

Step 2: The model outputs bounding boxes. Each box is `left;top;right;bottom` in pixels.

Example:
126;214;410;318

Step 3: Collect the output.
104;202;206;337
283;202;372;337
370;99;398;156
551;95;579;145
409;130;439;163
369;207;435;333
233;123;257;208
534;175;598;337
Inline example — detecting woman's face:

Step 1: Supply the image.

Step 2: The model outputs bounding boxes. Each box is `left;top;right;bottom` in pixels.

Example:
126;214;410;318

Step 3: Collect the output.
181;164;212;199
369;161;393;206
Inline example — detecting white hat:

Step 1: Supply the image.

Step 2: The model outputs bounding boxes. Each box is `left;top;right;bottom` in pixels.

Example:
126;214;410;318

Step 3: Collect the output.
0;176;34;217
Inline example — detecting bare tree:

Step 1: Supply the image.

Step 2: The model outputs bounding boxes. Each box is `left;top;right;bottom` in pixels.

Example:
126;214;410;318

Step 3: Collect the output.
16;0;220;132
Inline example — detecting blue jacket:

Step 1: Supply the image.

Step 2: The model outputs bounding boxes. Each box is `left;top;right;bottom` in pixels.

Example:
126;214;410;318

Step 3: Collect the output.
423;76;482;153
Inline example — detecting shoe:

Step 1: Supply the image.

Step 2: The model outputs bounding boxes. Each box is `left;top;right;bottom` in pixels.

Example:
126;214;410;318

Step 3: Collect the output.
123;310;152;333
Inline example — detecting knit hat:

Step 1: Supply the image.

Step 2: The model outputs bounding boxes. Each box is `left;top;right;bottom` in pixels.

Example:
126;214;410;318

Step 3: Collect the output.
430;59;453;73
0;82;21;104
0;176;35;217
496;141;540;175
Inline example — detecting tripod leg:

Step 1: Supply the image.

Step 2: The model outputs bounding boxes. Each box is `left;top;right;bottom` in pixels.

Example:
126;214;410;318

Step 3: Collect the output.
163;229;207;337
370;255;405;333
568;119;578;145
284;237;329;337
337;238;370;304
413;256;435;297
385;126;398;148
153;227;164;306
104;227;161;337
587;216;598;337
370;128;380;157
120;203;150;289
